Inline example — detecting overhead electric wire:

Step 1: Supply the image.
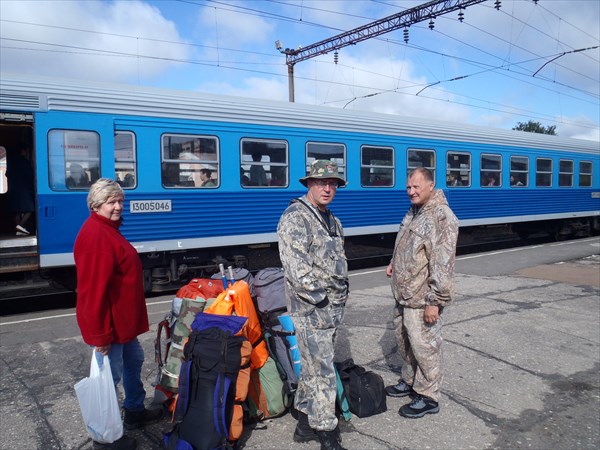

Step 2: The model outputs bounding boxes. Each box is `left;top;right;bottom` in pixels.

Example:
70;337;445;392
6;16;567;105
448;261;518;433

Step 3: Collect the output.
178;0;600;101
1;0;597;131
3;3;596;94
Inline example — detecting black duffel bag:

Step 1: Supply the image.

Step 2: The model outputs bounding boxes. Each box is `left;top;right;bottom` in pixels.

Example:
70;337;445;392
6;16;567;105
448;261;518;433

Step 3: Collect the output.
335;359;387;418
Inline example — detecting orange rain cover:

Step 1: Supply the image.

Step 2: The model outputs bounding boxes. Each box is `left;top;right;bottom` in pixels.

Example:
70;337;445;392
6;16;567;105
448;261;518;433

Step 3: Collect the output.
205;280;268;370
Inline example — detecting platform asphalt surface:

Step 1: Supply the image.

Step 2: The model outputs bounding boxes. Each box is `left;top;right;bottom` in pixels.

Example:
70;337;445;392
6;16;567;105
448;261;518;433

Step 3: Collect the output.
1;239;599;449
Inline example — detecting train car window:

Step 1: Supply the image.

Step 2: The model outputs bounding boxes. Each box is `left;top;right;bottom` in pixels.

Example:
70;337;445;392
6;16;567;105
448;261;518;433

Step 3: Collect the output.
115;131;137;189
559;159;574;187
161;134;219;188
446;152;471;187
480;154;501;187
240;138;288;188
48;129;100;191
360;146;394;187
407;149;435;181
579;161;593;187
510;156;528;187
306;142;346;183
536;158;552;187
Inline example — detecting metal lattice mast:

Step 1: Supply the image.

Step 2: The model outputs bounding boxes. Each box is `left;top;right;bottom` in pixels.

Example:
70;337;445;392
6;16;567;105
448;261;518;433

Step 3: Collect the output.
276;0;490;101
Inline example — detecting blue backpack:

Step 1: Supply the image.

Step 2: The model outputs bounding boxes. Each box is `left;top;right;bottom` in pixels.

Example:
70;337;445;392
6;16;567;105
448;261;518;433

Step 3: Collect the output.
163;313;249;450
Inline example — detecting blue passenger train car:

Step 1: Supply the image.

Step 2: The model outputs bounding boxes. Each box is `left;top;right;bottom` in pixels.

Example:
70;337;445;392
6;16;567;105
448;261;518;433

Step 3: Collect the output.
1;74;598;298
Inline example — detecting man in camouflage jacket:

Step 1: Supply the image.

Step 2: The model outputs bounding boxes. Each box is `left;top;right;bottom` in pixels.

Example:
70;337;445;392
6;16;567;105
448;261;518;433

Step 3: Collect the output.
277;160;348;450
385;167;459;419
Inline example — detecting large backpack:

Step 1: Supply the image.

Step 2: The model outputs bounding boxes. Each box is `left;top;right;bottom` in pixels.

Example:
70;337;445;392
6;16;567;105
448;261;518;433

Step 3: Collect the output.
164;313;251;450
203;281;269;440
253;268;299;395
154;278;224;412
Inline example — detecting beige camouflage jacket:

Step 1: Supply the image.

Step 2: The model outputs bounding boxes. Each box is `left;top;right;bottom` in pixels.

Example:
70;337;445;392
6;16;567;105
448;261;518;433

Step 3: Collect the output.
391;189;459;309
277;196;349;316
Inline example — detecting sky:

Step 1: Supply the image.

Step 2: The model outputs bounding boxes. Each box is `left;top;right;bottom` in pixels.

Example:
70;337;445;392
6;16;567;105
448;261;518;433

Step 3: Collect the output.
1;0;599;141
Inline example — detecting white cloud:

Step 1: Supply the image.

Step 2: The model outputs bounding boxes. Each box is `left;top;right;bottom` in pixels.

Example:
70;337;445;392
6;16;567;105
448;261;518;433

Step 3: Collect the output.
0;0;189;82
196;5;275;49
199;76;288;101
557;115;600;142
1;0;596;140
292;52;472;122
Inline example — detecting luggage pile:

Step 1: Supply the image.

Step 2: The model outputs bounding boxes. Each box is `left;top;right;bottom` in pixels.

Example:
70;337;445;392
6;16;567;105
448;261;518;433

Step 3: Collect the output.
156;267;298;449
155;266;386;450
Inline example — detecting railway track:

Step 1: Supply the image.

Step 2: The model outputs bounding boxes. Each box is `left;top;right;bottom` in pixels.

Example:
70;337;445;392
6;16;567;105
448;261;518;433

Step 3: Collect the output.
0;232;583;316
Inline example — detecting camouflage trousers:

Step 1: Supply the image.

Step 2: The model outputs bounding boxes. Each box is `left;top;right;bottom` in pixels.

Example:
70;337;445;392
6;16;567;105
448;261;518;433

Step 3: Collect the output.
394;306;443;403
292;302;344;431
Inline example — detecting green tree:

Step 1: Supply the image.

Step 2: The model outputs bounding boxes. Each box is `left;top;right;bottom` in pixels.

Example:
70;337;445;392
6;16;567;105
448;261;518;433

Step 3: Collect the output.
513;120;557;135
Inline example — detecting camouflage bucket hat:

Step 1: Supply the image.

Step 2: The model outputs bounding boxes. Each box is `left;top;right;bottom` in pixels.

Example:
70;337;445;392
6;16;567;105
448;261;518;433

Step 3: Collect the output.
299;160;347;187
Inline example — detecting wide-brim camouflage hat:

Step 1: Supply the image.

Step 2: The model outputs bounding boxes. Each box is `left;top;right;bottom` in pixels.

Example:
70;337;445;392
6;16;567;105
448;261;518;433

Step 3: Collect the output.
299;160;348;187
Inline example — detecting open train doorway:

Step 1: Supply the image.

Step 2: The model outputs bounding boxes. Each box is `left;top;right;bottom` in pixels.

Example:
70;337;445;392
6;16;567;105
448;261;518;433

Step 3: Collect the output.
0;115;39;291
0;116;35;236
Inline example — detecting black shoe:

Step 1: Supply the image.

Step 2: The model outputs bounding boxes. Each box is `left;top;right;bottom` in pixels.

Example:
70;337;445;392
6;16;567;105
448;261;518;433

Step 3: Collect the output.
316;430;346;450
92;434;137;450
398;395;439;418
123;407;164;430
293;411;318;443
385;380;414;398
294;412;342;444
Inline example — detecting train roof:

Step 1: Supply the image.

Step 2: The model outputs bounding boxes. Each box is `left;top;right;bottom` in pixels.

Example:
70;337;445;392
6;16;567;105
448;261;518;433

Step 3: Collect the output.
1;72;598;154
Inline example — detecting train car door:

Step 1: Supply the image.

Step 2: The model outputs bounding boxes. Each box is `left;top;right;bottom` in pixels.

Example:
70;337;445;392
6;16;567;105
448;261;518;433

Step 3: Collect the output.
0;113;38;281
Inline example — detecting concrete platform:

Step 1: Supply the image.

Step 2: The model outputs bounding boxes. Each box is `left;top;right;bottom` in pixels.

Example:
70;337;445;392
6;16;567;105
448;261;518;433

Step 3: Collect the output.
0;244;598;450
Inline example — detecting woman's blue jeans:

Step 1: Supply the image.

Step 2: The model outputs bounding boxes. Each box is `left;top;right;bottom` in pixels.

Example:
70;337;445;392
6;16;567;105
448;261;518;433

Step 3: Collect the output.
95;338;146;411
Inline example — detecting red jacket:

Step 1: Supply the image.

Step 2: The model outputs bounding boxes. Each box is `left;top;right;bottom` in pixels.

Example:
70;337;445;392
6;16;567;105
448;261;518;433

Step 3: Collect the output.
74;213;149;346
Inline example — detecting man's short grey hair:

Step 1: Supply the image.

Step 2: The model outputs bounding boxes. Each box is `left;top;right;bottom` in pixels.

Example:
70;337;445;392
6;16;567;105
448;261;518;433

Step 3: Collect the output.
408;167;434;183
87;178;124;211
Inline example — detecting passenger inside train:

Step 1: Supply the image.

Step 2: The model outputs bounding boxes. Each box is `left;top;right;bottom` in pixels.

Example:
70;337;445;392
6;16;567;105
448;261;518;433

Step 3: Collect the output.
249;153;268;186
6;144;35;236
66;163;91;188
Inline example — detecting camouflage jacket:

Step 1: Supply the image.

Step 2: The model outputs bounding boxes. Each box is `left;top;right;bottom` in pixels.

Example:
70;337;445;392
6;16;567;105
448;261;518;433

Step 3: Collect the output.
277;196;349;316
391;189;459;309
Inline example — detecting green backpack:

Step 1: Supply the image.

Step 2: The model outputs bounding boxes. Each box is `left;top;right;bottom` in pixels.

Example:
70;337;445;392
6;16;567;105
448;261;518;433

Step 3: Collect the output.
246;356;291;420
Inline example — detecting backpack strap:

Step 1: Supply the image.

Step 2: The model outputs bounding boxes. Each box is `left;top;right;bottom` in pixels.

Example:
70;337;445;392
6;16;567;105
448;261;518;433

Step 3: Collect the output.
334;365;352;422
251;334;264;349
291;198;343;238
214;372;233;440
155;317;171;368
172;332;199;422
214;332;232;440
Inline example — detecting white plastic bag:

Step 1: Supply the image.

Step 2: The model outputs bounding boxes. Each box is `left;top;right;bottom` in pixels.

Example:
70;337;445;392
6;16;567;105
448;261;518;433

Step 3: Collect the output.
75;350;124;443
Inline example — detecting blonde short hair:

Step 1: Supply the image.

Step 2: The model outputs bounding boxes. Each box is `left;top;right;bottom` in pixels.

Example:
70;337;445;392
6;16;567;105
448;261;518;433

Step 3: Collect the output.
87;178;124;211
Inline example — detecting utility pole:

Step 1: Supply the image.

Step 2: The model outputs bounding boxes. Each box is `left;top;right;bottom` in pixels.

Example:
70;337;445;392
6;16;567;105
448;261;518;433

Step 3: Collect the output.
276;0;491;102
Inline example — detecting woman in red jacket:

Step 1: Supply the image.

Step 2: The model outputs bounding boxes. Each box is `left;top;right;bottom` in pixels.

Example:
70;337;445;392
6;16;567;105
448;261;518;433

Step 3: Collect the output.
74;178;162;450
